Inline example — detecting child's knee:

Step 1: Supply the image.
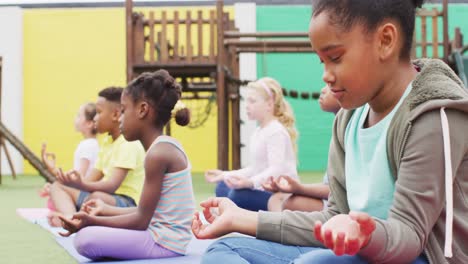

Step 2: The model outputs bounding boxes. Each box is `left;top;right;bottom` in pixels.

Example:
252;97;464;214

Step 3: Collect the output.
281;196;297;210
215;181;229;197
49;181;63;194
86;191;107;201
203;237;249;258
74;227;101;259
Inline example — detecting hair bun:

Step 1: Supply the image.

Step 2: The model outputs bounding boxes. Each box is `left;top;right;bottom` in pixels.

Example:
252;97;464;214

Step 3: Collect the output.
412;0;425;8
175;108;190;126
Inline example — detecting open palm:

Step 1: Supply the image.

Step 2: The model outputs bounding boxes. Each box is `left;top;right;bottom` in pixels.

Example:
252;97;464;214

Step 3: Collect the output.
314;212;376;256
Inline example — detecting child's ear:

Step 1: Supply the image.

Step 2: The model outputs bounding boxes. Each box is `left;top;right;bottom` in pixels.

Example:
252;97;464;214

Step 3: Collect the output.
112;105;122;122
138;101;150;118
377;22;398;61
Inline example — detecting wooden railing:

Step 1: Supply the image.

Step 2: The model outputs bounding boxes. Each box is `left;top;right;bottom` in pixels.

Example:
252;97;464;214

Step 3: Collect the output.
129;9;233;66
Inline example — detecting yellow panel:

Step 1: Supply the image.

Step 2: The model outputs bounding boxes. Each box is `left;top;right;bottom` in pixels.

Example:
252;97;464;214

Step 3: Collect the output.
23;6;234;174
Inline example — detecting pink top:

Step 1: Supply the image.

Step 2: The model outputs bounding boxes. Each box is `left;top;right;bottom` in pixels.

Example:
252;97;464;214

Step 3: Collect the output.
223;120;298;189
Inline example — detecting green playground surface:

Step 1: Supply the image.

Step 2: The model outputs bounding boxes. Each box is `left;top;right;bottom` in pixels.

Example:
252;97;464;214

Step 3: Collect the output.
0;171;323;263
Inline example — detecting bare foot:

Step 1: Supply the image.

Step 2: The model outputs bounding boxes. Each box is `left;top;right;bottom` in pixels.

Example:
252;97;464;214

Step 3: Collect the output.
47;211;66;227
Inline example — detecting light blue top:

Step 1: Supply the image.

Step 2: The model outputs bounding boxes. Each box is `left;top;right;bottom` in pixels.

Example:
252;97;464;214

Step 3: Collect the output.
344;83;412;219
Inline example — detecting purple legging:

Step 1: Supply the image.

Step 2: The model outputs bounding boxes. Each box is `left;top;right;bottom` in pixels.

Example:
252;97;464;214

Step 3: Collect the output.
74;226;181;260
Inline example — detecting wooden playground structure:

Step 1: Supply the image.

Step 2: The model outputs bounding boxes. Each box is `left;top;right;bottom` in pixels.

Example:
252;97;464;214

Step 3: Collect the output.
125;0;461;170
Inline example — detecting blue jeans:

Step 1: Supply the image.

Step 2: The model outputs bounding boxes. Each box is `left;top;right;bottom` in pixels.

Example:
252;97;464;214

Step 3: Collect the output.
202;237;315;264
202;237;429;264
215;181;272;211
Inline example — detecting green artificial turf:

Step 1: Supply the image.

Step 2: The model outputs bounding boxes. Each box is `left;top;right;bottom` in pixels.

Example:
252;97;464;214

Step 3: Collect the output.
0;171;323;263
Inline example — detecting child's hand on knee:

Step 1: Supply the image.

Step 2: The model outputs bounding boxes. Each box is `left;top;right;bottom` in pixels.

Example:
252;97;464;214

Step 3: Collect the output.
225;175;253;189
314;212;375;256
56;169;83;189
59;212;91;237
192;197;241;239
205;169;224;183
81;198;106;216
275;175;300;194
262;176;280;192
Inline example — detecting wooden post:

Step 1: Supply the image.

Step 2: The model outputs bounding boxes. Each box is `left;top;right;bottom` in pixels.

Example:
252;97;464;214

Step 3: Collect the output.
133;12;145;65
421;15;427;57
174;11;180;60
198;10;203;61
442;0;449;61
161;11;168;62
209;10;215;62
453;27;463;50
230;48;241;170
432;8;439;58
125;0;133;82
216;0;228;170
186;11;192;62
149;11;155;62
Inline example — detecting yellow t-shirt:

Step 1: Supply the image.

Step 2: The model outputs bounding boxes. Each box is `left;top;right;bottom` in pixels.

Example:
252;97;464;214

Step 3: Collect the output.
94;134;145;204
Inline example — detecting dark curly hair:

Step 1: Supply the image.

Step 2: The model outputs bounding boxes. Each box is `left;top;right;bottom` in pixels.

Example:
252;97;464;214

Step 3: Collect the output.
98;86;123;103
124;70;190;127
312;0;426;59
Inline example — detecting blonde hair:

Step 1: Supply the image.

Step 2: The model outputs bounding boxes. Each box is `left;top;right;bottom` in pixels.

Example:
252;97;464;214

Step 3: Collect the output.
247;77;298;154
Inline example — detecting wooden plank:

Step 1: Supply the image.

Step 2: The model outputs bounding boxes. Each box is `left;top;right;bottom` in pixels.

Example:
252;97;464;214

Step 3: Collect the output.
198;10;203;61
143;18;214;25
224;31;309;38
411;33;417;59
186;11;192;62
229;47;241;170
417;9;441;17
149;11;155;63
0;138;16;179
432;8;439;58
442;0;449;61
161;11;168;62
209;10;215;61
225;39;313;47
125;0;133;82
174;11;179;60
157;31;162;61
216;0;228;170
235;47;315;53
134;13;145;64
421;15;427;57
453;27;463;50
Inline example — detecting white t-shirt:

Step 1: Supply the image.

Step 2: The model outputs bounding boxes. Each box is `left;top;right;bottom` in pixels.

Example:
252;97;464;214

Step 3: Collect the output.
224;119;298;190
73;138;99;178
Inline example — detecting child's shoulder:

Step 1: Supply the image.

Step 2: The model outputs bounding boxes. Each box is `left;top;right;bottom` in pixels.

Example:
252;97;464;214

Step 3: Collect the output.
152;136;184;150
76;138;99;151
263;120;290;137
79;138;99;147
117;136;145;153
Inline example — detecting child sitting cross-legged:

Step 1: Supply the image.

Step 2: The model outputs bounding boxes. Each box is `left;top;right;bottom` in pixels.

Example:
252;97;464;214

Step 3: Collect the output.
48;87;145;227
59;70;195;261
